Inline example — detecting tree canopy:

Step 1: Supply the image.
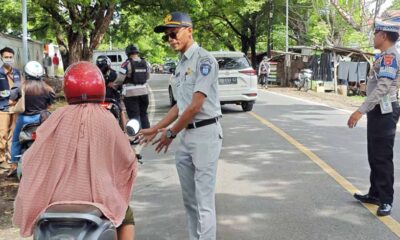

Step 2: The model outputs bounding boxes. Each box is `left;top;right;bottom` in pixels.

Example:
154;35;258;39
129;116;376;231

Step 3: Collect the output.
0;0;396;67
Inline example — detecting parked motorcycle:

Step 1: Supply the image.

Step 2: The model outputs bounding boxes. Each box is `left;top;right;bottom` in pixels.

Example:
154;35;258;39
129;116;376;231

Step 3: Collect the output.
33;119;141;240
295;69;313;92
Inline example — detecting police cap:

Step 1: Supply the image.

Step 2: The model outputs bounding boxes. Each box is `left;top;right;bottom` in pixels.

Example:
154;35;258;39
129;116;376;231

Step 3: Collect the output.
375;17;400;33
154;12;193;33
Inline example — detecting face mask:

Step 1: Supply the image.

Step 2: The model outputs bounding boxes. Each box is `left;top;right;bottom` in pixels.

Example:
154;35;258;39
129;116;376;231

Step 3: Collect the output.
2;58;14;65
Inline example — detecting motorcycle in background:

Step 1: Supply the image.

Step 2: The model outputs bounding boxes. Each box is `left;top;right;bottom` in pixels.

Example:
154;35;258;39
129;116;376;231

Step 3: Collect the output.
295;69;313;92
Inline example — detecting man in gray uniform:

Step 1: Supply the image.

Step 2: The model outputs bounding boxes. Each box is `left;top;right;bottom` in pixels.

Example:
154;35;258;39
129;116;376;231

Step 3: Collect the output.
348;18;400;216
139;12;223;240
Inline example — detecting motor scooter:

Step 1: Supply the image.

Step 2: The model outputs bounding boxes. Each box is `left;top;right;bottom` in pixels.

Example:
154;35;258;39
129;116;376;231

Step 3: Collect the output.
100;98;124;130
295;69;313;91
33;119;141;240
16;111;51;179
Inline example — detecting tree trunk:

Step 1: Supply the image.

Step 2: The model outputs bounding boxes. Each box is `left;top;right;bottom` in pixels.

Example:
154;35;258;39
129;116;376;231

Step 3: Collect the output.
249;15;257;69
68;31;83;64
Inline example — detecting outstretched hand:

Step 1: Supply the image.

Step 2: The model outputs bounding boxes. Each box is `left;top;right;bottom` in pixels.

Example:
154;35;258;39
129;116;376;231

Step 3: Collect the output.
137;127;158;146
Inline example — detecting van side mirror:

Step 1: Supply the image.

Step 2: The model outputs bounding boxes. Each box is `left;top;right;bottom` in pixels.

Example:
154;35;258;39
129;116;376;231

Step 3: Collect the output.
169;68;175;74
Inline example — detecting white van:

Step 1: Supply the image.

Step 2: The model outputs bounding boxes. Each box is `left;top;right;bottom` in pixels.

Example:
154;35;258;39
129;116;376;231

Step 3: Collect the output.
92;50;127;73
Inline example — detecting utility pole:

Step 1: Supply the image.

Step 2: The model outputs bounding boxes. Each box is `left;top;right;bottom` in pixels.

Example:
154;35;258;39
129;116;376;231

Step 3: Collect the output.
22;0;28;66
267;0;274;58
283;0;290;87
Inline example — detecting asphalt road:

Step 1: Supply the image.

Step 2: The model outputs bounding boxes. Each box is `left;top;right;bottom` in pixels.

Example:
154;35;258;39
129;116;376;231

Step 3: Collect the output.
132;74;400;240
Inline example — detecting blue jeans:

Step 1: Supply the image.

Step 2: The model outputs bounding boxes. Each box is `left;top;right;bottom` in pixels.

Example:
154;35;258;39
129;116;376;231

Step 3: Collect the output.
10;114;40;163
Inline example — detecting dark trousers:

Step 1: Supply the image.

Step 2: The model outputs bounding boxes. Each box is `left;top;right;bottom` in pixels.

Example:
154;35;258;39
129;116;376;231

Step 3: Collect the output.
367;102;400;204
123;95;150;129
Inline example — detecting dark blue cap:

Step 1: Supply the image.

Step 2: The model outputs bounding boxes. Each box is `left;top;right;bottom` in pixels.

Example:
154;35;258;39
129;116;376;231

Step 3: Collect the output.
154;12;193;33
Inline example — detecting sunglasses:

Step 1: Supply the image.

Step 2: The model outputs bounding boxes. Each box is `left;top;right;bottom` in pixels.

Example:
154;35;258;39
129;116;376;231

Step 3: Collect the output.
162;28;186;42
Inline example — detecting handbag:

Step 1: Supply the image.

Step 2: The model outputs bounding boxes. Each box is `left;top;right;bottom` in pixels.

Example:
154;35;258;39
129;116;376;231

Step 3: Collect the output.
9;89;25;114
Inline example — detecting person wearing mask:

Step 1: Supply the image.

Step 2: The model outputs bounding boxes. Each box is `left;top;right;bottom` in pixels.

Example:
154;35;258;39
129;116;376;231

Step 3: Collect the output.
119;44;151;129
7;61;55;177
13;61;138;239
348;18;400;216
0;47;21;168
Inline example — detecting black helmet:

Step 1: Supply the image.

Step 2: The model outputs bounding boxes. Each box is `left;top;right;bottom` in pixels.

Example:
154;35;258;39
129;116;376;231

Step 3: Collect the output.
96;55;111;73
125;44;140;56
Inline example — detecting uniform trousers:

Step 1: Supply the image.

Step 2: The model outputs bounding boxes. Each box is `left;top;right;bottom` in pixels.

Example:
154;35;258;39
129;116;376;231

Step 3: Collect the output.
367;102;400;204
123;94;150;129
175;122;223;240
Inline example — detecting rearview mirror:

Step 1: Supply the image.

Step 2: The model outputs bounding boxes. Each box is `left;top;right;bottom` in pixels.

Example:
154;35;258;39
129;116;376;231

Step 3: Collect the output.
126;119;141;137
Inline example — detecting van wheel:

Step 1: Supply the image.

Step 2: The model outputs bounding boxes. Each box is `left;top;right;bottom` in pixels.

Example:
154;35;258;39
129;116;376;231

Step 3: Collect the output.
169;87;176;107
241;102;254;112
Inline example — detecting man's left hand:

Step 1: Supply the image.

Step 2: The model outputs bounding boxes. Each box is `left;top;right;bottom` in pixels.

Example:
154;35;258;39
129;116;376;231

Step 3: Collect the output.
347;111;363;128
152;128;173;153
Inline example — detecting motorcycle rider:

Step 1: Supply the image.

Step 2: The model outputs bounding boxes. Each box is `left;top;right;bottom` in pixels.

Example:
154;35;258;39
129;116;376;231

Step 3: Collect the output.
8;61;55;177
96;55;127;127
13;62;138;239
96;55;120;102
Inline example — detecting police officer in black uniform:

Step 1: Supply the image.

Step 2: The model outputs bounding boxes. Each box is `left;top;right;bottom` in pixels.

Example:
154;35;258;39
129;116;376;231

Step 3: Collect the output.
120;45;150;129
348;18;400;216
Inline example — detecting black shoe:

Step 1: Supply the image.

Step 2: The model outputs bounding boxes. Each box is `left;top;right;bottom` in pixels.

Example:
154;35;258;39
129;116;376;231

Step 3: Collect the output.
354;193;380;205
377;203;392;216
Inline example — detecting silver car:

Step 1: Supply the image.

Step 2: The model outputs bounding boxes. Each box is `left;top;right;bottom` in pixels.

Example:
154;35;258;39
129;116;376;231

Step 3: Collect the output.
168;51;258;111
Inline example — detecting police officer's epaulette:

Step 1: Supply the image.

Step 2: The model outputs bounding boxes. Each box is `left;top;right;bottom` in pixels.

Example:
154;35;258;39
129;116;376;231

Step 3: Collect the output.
197;47;210;58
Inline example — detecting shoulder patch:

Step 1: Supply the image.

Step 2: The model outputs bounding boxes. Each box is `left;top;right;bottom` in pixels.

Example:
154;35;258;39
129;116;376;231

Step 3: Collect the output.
121;61;129;68
379;53;398;80
200;63;212;76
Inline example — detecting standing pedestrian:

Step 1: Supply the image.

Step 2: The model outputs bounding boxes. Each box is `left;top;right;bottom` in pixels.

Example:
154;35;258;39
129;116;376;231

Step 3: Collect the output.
347;18;400;216
120;44;151;129
139;12;223;240
0;47;21;168
258;56;270;89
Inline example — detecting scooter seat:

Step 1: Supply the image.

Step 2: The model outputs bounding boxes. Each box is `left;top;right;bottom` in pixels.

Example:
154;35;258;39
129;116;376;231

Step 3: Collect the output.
44;203;104;218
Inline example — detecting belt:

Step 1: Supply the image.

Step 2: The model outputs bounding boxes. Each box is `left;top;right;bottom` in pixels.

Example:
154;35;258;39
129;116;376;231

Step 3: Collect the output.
187;117;219;129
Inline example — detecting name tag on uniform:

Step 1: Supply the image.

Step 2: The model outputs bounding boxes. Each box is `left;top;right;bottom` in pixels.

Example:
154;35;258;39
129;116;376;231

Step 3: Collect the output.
135;69;147;73
380;94;393;114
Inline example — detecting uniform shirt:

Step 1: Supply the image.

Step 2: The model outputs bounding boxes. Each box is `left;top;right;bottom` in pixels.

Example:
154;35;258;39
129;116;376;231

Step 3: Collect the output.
0;66;21;109
173;43;222;121
358;45;400;114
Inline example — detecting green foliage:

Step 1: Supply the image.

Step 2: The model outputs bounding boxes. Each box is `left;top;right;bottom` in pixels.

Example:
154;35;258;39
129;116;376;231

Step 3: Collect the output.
0;0;382;64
